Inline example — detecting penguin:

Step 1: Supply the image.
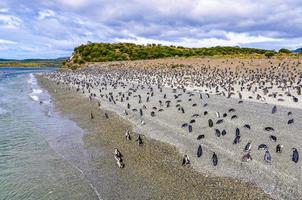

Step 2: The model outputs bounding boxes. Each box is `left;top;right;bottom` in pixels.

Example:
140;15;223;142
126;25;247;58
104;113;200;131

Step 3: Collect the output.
244;141;252;152
272;105;277;114
270;135;277;142
215;129;221;137
125;130;131;140
208;119;213;128
276;144;283;153
264;127;274;131
231;115;238;120
188;125;193;133
243;124;251;129
288;119;294;124
258;144;268;150
212;152;218;166
114;148;123;158
197;145;203;158
90;112;94;119
233;135;240;144
264;150;272;163
197;134;205;140
292;148;299;163
216;112;220;118
136;134;143;146
182;155;190;166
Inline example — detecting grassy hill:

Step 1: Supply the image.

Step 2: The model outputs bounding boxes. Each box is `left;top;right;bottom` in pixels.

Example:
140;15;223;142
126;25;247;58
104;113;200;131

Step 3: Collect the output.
59;42;302;69
0;57;67;67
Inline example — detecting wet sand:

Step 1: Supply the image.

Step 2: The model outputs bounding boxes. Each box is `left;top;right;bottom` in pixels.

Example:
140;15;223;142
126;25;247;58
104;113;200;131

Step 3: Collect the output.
38;76;272;200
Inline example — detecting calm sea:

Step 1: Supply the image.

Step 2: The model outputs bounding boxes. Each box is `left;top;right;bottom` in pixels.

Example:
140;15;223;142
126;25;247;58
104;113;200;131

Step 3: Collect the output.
0;68;99;200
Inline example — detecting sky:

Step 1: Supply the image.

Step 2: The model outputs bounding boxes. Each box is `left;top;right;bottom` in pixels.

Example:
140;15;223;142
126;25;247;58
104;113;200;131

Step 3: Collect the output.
0;0;301;59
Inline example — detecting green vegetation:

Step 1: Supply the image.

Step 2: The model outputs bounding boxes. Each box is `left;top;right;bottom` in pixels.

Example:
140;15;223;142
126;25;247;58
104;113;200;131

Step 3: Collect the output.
68;43;277;65
0;58;67;68
264;51;276;58
62;42;302;69
278;48;291;54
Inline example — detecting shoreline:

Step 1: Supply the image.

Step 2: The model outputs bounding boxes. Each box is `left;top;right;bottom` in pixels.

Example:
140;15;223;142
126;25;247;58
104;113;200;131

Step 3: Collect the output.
37;75;272;200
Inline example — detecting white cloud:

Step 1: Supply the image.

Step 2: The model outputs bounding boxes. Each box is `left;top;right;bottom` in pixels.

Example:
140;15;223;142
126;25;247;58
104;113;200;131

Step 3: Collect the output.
56;0;93;8
0;8;9;13
38;9;56;20
0;38;16;44
115;32;281;48
0;14;22;28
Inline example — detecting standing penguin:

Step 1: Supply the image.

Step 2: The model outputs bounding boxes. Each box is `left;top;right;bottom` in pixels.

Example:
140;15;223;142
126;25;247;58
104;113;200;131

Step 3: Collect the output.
244;141;252;152
90;112;94;119
272;105;277;114
136;134;143;146
208;119;213;128
264;150;272;163
182;155;190;166
188;125;193;133
292;148;299;163
197;145;203;158
125;130;131;140
276;144;283;153
212;152;218;166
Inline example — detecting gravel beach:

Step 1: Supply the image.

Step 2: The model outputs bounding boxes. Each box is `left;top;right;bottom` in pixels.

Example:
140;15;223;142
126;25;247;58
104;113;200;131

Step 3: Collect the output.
39;57;302;200
38;75;272;200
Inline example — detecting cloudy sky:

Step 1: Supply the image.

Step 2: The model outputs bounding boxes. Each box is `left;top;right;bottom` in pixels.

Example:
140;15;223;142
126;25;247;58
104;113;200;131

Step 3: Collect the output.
0;0;301;59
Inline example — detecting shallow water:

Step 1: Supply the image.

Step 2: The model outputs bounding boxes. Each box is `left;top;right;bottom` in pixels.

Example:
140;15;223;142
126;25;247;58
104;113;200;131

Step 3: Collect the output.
0;68;99;200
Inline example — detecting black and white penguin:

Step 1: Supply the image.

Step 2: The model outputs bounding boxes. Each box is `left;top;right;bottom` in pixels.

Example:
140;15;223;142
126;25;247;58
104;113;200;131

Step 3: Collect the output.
292;148;299;163
212;152;218;166
182;155;190;166
197;145;203;158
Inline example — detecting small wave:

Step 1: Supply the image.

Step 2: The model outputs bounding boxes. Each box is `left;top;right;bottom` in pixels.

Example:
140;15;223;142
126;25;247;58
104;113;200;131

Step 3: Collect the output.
32;89;43;94
29;94;39;102
0;107;9;115
27;74;37;85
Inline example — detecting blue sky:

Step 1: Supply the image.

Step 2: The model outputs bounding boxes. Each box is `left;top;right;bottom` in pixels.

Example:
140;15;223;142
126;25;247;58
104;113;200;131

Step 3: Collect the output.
0;0;301;59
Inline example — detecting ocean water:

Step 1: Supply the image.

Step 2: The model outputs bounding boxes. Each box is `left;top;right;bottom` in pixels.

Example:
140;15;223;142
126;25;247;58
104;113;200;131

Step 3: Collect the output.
0;68;99;200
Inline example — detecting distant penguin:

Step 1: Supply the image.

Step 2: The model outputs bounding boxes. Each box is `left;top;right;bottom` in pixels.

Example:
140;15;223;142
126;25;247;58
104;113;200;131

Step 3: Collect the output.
292;148;299;163
188;125;193;133
197;134;205;140
212;152;218;166
136;134;143;146
233;135;240;144
215;129;221;137
197;145;203;158
272;105;277;114
243;124;251;129
216;112;220;118
258;144;268;150
182;155;190;166
270;135;277;142
276;144;283;153
125;130;131;140
208;119;213;128
244;141;252;152
264;150;272;163
288;119;294;124
235;128;240;136
90;112;94;119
